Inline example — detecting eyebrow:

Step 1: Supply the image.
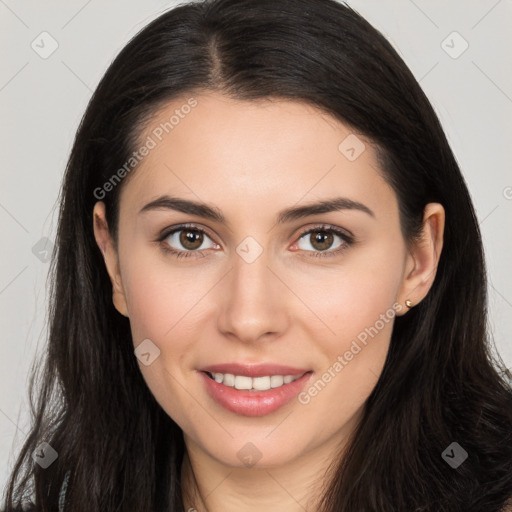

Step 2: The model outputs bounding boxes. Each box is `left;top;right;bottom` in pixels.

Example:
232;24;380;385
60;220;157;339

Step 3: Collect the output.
138;195;375;224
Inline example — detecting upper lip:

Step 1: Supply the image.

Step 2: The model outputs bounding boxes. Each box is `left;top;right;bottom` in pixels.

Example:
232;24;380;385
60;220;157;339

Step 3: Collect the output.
199;363;311;378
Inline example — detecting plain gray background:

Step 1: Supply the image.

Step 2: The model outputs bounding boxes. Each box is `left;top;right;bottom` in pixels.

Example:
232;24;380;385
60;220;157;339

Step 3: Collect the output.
1;0;511;492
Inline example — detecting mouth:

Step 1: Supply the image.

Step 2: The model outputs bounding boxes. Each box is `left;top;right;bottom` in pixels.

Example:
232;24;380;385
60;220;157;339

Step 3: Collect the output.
198;365;314;417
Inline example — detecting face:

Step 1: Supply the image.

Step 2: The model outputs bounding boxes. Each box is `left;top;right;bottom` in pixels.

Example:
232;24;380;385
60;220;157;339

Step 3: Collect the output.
93;91;443;471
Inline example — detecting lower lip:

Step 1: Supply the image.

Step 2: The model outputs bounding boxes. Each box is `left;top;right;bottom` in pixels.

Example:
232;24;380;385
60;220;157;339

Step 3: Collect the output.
199;371;313;417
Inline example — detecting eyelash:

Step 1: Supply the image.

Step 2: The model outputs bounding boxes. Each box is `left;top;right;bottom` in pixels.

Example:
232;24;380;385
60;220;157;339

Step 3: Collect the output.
156;223;354;260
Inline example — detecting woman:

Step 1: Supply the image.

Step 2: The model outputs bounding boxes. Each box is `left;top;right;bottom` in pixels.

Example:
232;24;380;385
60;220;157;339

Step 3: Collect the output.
3;0;512;510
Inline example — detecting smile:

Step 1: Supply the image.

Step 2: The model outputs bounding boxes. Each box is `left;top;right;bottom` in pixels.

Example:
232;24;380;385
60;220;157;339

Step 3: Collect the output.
199;369;313;416
205;371;304;391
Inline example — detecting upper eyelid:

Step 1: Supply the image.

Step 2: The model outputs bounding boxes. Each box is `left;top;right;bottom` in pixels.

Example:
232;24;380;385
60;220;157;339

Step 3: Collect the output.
298;224;353;240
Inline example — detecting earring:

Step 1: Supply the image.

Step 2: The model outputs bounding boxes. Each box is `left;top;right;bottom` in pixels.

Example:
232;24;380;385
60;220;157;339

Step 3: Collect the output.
405;299;413;308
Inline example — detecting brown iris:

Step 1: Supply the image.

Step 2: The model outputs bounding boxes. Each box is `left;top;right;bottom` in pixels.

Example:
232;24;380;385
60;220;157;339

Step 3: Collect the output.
309;229;334;251
179;229;203;250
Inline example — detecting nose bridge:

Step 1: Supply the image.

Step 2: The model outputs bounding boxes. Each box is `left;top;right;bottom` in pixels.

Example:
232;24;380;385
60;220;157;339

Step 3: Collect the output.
231;234;273;295
217;235;288;342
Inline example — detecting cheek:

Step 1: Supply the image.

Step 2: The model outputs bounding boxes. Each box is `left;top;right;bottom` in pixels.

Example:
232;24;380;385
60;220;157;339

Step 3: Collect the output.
122;255;211;427
289;244;403;413
291;242;405;344
123;251;213;345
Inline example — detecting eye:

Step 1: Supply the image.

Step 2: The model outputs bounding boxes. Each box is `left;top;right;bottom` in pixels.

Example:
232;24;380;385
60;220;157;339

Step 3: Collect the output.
294;224;354;259
157;223;354;260
157;224;219;259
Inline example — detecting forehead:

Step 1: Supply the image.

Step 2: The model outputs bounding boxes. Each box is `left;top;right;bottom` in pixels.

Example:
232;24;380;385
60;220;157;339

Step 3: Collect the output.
118;92;396;221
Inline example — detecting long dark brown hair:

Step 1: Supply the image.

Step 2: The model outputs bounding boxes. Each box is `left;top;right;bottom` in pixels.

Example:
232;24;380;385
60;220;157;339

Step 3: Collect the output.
3;0;512;510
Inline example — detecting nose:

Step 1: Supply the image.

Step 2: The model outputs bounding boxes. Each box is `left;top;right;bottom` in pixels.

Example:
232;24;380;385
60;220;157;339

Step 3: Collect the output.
216;244;290;344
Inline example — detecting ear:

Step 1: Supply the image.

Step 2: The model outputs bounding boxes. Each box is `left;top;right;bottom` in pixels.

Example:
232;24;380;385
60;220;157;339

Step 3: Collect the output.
93;201;129;317
396;203;445;315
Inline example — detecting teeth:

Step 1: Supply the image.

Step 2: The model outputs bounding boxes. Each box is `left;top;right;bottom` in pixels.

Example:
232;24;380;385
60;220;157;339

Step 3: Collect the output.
235;375;252;390
270;375;284;388
209;372;303;391
223;373;235;387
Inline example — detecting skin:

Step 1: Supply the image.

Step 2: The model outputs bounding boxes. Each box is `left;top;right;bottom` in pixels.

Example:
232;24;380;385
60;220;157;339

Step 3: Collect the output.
93;91;444;511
